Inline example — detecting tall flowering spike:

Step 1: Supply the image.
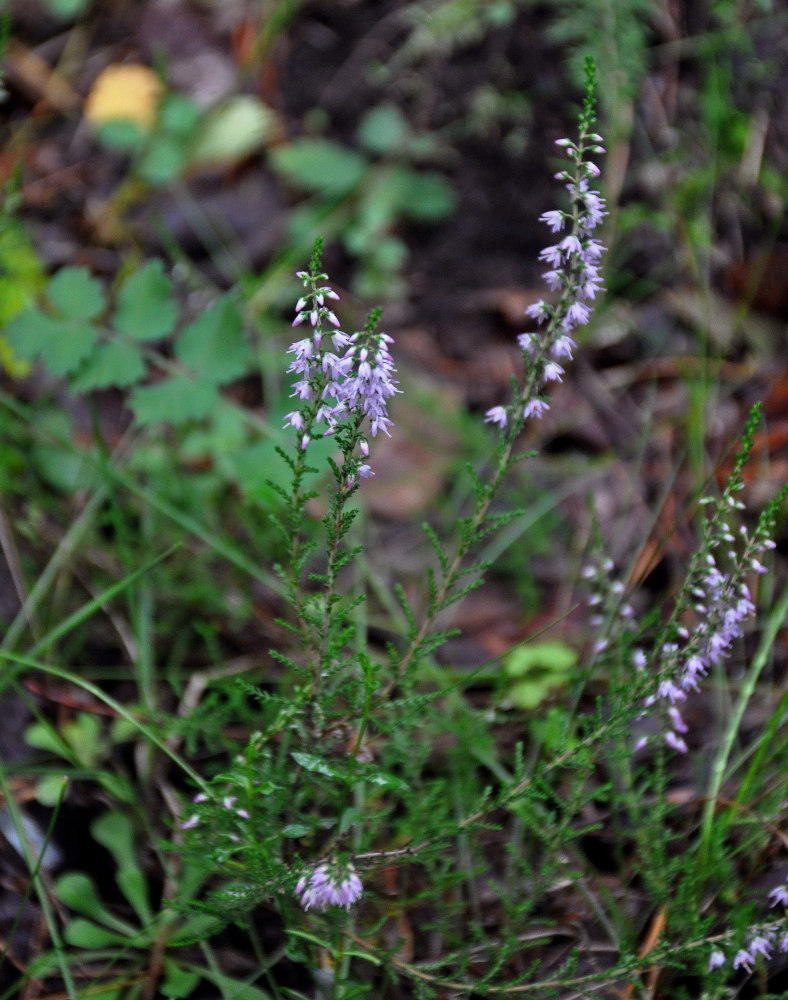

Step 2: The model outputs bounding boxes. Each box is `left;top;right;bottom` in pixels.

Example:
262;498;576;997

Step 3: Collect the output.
485;56;606;431
295;861;363;912
283;245;399;471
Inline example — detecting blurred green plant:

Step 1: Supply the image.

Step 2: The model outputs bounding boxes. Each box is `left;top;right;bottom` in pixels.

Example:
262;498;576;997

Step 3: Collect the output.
269;102;456;299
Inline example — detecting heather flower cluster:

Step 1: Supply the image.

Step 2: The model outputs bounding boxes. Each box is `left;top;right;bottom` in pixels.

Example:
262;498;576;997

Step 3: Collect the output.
485;64;606;432
282;246;399;473
295;861;363;912
708;879;788;973
639;489;778;754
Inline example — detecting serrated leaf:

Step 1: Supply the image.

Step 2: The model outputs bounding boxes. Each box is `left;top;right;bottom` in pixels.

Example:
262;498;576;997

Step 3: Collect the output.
47;267;105;320
269;139;368;196
129;376;219;426
175;295;253;385
4;308;99;376
71;338;145;391
114;260;177;340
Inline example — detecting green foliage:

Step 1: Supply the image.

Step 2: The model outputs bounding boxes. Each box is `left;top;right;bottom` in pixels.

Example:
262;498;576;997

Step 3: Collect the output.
269;110;455;299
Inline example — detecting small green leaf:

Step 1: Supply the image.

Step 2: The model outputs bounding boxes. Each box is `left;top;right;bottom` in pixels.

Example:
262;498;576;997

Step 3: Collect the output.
394;168;456;221
34;774;71;806
114;260;177;340
47;267;105;320
64;918;137;949
71;338;145;391
56;873;138;934
24;721;71;758
161;958;201;998
61;713;103;767
175;295;253;385
189;95;275;166
504;641;578;678
117;864;153;926
281;823;312;838
91;812;137;871
139;134;188;186
269;139;368;197
357;103;410;155
291;751;341;777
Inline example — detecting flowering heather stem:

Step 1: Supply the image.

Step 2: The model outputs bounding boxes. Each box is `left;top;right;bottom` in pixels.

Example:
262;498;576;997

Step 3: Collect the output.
382;59;606;698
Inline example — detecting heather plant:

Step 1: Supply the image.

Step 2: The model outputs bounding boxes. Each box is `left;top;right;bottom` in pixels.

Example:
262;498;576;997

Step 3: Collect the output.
170;61;788;998
3;57;788;1000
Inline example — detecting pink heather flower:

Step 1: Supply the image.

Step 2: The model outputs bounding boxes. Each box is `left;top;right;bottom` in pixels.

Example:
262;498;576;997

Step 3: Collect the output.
295;862;363;912
769;883;788;907
540;209;565;232
483;87;606;439
485;406;508;427
552;336;576;360
524;399;550;420
708;950;725;971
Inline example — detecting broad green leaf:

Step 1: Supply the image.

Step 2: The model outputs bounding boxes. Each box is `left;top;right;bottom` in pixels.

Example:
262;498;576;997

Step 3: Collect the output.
114;259;177;340
269;139;368;197
24;721;71;758
393;167;456;221
91;812;137;872
189;95;275;166
357;103;410;155
47;267;105;320
34;774;71;806
175;295;253;385
71;338;145;391
129;375;219;425
56;873;138;934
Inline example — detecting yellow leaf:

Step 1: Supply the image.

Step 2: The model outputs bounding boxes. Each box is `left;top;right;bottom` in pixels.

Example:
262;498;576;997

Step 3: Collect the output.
84;64;163;129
